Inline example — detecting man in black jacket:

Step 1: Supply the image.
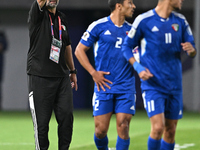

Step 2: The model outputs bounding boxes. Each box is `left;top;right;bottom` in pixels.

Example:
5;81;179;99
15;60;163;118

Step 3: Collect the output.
27;0;77;149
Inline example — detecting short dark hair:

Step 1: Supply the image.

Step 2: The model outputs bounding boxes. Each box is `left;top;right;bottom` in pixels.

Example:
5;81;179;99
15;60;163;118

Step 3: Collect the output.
108;0;125;12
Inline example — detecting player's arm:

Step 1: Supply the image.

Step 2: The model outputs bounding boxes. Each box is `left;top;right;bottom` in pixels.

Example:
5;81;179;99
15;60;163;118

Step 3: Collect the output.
37;0;46;9
65;45;78;91
75;42;112;92
181;42;196;57
128;57;153;81
122;33;153;81
181;18;197;58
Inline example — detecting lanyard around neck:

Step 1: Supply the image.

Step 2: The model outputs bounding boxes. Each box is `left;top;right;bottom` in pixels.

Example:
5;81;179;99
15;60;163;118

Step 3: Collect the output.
49;14;62;41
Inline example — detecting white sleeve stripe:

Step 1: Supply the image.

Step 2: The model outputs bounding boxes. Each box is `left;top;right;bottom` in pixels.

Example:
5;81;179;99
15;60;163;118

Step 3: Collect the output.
172;11;186;20
88;17;108;32
172;11;188;26
141;38;146;56
125;20;132;27
133;10;154;29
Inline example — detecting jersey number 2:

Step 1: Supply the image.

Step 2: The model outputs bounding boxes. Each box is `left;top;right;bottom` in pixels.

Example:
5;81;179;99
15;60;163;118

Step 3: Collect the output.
94;100;99;111
115;37;122;48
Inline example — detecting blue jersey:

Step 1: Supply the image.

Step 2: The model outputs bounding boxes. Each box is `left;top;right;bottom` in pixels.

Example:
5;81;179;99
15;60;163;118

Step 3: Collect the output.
80;16;135;94
122;9;196;94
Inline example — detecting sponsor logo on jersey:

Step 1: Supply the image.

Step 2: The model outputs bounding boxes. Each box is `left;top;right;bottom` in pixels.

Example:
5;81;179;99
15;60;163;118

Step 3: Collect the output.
151;26;159;32
172;24;179;32
104;30;111;35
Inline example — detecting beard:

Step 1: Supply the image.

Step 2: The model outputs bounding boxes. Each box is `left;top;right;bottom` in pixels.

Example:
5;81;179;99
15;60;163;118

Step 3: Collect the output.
46;0;59;8
172;5;181;12
172;3;182;12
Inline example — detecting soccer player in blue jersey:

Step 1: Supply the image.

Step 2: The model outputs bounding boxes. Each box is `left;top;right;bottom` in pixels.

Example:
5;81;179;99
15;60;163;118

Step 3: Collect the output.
122;0;196;150
75;0;136;149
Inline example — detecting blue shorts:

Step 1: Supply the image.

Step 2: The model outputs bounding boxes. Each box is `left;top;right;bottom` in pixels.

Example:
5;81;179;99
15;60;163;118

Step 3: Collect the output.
92;92;136;116
142;90;183;120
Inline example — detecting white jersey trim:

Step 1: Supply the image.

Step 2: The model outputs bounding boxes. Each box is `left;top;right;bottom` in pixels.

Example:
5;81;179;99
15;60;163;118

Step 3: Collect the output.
87;17;108;32
94;41;99;58
133;10;154;29
141;38;147;56
172;11;188;26
125;20;132;27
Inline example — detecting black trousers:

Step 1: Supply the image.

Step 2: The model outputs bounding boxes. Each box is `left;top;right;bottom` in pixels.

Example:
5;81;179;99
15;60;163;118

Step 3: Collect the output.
28;75;73;150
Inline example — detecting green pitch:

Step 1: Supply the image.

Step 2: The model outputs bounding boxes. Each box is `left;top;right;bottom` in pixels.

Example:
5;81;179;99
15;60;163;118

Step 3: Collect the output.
0;110;199;150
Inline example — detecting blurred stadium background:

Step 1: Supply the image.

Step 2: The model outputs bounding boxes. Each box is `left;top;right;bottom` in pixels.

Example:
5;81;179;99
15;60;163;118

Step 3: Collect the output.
0;0;199;112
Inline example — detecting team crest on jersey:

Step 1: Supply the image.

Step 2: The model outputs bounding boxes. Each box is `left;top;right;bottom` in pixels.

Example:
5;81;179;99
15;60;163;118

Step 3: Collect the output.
126;31;129;35
172;24;179;32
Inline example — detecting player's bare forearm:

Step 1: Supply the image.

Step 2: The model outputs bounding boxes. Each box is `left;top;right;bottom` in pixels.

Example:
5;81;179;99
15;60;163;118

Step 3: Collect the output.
128;56;137;65
75;42;112;91
75;42;96;75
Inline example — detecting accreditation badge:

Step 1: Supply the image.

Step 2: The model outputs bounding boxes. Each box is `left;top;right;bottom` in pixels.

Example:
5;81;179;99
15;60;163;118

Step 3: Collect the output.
49;37;62;63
